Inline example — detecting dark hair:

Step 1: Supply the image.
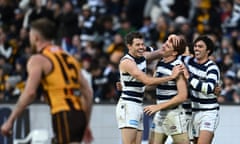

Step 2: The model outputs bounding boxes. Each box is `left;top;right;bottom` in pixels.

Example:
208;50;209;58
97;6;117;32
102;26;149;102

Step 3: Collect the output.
30;18;56;40
125;31;144;46
172;36;187;56
193;35;215;56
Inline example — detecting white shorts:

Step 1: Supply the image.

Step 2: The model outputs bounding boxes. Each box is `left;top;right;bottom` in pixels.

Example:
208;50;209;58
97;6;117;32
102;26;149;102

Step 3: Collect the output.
185;114;193;140
151;108;188;135
116;99;143;130
192;110;219;137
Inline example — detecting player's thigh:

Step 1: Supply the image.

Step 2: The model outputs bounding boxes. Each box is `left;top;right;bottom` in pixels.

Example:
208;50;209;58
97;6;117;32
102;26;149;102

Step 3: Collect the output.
121;127;139;144
192;110;219;138
197;130;214;144
172;133;189;144
135;130;143;144
153;132;167;144
148;130;155;144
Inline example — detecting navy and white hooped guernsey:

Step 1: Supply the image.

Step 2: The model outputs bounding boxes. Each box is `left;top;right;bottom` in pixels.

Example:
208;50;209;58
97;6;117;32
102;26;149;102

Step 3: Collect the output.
155;58;182;104
119;54;146;104
179;55;221;111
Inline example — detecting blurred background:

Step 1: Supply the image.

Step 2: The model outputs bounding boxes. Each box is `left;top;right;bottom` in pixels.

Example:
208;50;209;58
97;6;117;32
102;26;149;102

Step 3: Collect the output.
0;0;239;104
0;0;239;143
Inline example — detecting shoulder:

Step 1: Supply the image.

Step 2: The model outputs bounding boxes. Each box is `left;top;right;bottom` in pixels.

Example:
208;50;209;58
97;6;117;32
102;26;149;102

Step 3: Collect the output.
29;54;48;62
173;59;183;65
177;55;192;63
206;59;219;67
27;54;50;66
120;54;134;64
206;60;220;71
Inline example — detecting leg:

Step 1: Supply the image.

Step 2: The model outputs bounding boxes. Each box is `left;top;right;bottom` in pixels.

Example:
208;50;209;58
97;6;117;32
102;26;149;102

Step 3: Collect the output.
171;133;190;144
152;132;167;144
196;130;214;144
121;127;138;144
148;130;154;144
193;137;198;144
135;130;143;144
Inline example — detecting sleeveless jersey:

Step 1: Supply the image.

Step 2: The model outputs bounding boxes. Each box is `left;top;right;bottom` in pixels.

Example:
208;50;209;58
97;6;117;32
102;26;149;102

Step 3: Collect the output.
41;45;82;114
119;54;146;104
155;58;182;104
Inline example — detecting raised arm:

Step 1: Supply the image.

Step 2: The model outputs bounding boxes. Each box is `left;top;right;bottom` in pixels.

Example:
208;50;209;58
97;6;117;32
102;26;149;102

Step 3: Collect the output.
144;34;181;61
120;58;182;85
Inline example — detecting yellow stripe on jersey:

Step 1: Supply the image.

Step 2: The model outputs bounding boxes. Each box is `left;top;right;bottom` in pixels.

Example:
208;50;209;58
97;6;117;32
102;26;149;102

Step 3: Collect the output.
41;45;82;114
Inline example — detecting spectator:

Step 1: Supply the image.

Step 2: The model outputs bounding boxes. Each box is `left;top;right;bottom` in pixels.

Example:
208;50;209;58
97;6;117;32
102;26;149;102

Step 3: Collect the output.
125;0;146;29
139;16;156;46
22;0;54;29
0;66;8;101
78;3;96;47
0;0;15;29
56;0;79;48
222;0;240;35
0;28;16;65
0;0;238;106
117;18;136;38
191;0;221;35
150;15;170;47
105;33;125;54
95;15;117;52
219;70;238;103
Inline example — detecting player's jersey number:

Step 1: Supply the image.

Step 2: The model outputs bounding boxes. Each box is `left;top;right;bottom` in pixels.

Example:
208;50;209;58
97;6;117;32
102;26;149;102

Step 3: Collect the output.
54;53;79;85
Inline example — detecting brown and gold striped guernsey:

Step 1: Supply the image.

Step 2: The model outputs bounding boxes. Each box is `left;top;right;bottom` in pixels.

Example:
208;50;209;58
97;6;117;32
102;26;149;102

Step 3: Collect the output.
40;45;82;114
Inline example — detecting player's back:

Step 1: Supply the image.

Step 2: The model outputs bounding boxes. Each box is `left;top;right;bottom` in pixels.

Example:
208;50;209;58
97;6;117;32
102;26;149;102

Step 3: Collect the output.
40;45;83;114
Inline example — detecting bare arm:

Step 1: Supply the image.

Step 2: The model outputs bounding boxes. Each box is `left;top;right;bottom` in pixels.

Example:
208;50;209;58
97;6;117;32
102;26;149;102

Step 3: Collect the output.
144;34;180;61
1;55;43;136
144;48;162;61
78;70;94;143
120;59;182;85
144;74;188;115
78;70;93;124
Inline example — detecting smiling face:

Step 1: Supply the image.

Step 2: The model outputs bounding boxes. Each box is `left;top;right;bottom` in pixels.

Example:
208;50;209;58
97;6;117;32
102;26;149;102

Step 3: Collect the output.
159;39;177;58
128;38;146;58
193;40;210;63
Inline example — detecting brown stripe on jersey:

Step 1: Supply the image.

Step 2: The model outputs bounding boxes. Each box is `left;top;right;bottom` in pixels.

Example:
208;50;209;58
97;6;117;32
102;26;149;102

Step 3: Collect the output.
39;54;54;77
66;99;75;110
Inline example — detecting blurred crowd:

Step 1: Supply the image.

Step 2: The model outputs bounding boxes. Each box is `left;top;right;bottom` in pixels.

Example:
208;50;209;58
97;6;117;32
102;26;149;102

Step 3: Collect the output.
0;0;239;104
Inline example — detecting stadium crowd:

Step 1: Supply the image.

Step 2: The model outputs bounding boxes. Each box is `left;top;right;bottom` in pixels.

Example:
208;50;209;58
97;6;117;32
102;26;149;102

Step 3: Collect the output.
0;0;239;104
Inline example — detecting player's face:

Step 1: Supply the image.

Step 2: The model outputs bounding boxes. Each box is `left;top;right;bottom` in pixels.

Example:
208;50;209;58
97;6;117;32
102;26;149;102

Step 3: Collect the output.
193;40;209;62
159;39;176;57
128;38;146;58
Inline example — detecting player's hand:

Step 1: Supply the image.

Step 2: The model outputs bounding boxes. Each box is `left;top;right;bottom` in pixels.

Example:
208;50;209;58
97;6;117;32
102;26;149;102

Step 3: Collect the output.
144;105;159;116
171;65;183;79
214;85;222;96
180;64;190;80
168;34;180;48
82;125;93;144
116;81;122;91
1;120;13;137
